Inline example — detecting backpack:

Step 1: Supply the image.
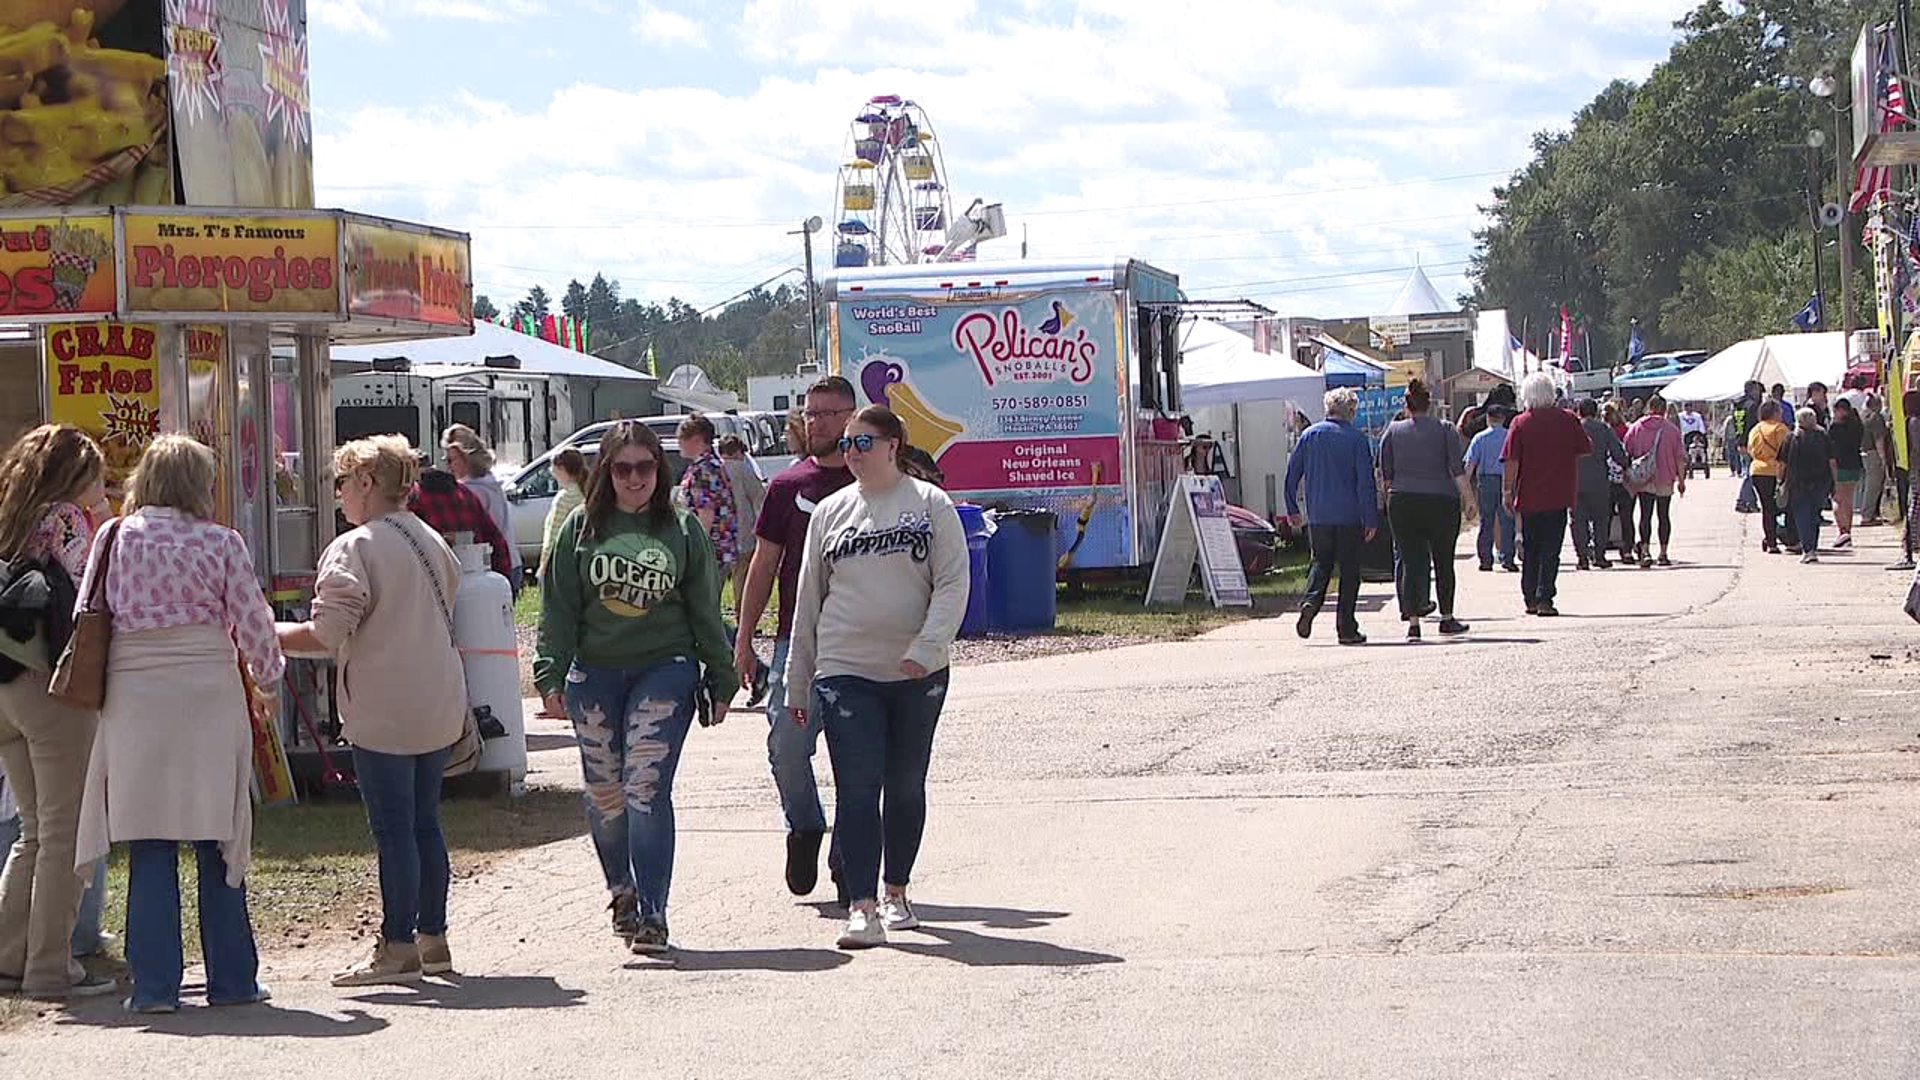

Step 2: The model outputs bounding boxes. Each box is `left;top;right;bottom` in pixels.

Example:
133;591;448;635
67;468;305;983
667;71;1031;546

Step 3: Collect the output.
1627;425;1664;486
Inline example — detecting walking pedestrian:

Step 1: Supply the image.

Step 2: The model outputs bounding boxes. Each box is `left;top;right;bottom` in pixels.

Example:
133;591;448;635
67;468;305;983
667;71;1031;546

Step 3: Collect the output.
1284;387;1379;645
75;435;282;1013
785;406;969;950
717;435;767;620
1746;401;1791;555
0;425;115;1001
1571;398;1629;569
410;450;514;582
440;424;523;595
1625;394;1687;567
1733;380;1766;511
536;421;739;954
1502;373;1591;616
276;436;468;987
1379;379;1472;640
733;378;857;904
1861;395;1891;527
539;447;588;580
678;416;766;705
1463;404;1517;573
1829;398;1865;549
1604;400;1634;558
1782;407;1836;563
1899;390;1920;571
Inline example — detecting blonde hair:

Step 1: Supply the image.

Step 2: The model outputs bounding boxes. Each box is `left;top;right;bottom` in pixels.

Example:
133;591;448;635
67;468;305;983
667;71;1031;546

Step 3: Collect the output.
0;425;103;560
441;423;494;473
1323;387;1358;420
334;435;418;503
126;435;218;520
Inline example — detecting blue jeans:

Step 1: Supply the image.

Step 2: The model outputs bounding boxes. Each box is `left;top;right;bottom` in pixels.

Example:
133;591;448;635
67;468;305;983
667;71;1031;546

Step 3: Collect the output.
125;840;260;1010
766;637;831;836
1790;491;1825;552
0;814;101;956
565;657;698;922
1474;474;1516;566
1520;508;1568;604
351;745;453;944
817;670;950;904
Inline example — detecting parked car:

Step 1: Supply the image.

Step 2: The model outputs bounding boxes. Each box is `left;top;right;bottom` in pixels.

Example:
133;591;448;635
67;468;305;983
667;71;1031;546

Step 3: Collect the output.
504;438;688;567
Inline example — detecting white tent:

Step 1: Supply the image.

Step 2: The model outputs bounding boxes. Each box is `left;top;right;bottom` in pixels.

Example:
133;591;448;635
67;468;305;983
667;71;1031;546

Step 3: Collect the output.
1385;266;1449;316
1661;333;1847;403
1180;318;1326;419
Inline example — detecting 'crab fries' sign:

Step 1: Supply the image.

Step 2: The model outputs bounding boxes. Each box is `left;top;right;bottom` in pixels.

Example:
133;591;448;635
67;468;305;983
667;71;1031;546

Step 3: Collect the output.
121;210;340;318
0;215;116;319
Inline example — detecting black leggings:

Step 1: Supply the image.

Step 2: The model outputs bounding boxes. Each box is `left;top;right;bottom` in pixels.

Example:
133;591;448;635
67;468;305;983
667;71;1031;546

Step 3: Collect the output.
1609;484;1633;553
1753;475;1781;549
1636;493;1672;551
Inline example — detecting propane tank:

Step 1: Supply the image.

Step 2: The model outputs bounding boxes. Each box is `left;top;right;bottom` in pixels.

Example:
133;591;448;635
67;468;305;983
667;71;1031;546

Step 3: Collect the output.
452;543;527;784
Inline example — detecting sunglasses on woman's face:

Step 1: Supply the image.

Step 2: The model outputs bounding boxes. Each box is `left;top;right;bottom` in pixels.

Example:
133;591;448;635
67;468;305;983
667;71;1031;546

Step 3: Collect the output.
610;458;655;481
839;434;877;453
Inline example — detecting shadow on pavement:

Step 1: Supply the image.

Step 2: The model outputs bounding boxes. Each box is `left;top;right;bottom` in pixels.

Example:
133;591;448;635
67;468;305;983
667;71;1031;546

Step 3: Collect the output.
910;903;1071;930
888;925;1123;968
58;1003;390;1038
342;974;587;1010
627;948;852;973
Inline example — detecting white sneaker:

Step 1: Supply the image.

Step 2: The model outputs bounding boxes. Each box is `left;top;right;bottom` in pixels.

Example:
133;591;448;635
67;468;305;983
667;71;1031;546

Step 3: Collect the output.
879;895;919;932
837;908;886;950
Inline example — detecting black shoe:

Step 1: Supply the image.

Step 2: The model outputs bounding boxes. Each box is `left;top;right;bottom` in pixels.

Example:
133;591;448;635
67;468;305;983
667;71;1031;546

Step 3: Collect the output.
1525;600;1540;615
786;830;824;896
1438;617;1469;636
747;661;770;708
630;919;670;955
1656;554;1672;567
1593;556;1612;569
1576;558;1589;571
1337;630;1367;646
1479;561;1493;572
1535;604;1560;617
609;889;640;943
1406;621;1422;641
1500;561;1519;573
1295;606;1317;639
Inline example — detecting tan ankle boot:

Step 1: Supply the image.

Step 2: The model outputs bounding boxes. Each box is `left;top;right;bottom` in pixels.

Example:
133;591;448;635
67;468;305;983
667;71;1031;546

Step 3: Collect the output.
418;933;453;976
331;939;423;987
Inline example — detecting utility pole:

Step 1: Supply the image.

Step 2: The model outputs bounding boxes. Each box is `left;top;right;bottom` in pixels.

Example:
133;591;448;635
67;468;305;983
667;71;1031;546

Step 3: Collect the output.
790;217;823;363
1807;145;1827;331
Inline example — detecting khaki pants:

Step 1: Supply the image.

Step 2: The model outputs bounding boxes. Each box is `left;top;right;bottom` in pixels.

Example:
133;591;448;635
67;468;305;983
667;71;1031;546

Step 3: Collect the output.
0;670;97;994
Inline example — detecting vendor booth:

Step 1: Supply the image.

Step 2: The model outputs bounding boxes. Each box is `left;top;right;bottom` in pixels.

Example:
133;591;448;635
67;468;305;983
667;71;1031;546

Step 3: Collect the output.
1180;317;1325;520
1661;333;1850;403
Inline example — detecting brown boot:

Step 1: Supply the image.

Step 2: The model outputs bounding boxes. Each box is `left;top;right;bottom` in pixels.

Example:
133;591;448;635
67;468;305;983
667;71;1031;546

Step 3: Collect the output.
331;939;424;987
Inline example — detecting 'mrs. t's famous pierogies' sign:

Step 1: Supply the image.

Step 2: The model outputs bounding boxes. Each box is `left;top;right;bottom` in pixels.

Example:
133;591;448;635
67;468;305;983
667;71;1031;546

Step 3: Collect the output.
121;211;340;317
839;289;1132;568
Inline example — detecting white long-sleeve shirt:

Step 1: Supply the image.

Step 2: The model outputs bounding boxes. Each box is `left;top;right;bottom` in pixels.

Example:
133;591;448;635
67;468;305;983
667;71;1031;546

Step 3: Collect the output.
785;476;970;710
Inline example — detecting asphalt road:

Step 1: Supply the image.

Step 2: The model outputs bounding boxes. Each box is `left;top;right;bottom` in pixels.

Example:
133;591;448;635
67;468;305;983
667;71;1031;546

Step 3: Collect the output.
6;477;1920;1078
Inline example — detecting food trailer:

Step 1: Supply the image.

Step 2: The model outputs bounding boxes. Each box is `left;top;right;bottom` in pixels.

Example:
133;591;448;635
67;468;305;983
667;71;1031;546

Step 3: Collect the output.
824;259;1187;571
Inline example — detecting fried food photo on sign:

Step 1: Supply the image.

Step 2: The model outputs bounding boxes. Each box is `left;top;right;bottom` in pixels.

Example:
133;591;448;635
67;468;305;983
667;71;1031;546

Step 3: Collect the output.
0;2;166;201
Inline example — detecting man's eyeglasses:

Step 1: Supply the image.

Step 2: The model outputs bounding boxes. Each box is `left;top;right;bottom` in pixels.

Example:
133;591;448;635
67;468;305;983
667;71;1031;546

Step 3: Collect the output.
838;434;877;453
610;459;655;481
804;406;853;421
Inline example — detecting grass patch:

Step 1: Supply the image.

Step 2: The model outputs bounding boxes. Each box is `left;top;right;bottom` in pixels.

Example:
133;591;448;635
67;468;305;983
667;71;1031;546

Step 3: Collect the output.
94;786;587;963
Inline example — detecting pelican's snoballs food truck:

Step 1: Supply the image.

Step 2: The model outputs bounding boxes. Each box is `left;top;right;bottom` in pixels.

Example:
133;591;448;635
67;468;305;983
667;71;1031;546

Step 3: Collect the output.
824;260;1187;571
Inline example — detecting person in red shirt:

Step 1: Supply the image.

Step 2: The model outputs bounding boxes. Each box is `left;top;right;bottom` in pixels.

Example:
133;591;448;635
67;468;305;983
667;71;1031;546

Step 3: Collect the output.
1501;374;1591;617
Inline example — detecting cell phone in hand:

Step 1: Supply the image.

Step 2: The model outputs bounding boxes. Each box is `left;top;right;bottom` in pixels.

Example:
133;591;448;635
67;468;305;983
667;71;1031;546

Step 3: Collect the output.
695;680;716;727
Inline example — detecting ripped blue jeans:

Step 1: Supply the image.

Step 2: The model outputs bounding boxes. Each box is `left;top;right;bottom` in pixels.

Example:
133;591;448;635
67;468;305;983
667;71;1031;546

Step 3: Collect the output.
817;670;950;905
565;657;699;923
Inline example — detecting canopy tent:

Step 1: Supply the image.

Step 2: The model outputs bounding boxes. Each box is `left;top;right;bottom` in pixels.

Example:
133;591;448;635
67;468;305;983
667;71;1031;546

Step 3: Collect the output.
1659;333;1846;403
1472;308;1543;382
1179;318;1326;419
1314;335;1389;388
333;319;658;384
1384;266;1449;316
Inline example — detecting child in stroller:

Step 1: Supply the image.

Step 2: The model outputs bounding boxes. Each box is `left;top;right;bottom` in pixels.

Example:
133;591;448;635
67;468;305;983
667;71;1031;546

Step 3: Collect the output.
1684;429;1711;479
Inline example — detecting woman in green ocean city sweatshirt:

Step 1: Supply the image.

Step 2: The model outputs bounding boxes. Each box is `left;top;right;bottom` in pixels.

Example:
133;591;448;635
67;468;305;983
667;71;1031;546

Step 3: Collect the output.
535;421;739;955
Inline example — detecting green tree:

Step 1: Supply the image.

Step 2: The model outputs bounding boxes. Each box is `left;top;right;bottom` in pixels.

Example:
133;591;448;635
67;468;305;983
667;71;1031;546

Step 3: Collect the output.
473;294;499;321
512;285;551;322
561;278;589;322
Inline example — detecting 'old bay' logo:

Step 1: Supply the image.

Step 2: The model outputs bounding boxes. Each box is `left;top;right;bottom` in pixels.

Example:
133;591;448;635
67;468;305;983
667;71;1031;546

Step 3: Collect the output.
952;304;1096;387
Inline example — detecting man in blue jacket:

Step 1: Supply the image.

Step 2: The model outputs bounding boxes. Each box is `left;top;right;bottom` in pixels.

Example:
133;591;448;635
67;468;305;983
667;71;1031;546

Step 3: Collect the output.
1285;387;1380;645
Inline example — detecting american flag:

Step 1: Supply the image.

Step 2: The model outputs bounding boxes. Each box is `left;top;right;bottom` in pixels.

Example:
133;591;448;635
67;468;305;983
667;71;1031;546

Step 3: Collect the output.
1852;30;1907;212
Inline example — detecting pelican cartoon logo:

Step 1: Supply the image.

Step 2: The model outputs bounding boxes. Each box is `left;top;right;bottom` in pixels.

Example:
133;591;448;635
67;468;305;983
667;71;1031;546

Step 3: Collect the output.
860;357;965;459
952;301;1097;387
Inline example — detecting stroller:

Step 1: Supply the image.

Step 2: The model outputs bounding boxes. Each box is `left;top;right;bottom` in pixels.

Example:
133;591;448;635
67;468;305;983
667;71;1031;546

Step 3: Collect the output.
1684;431;1711;479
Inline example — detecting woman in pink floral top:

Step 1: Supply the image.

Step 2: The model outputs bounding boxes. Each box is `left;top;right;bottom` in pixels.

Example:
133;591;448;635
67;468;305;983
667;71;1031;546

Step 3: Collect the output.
74;435;283;1014
0;425;115;1001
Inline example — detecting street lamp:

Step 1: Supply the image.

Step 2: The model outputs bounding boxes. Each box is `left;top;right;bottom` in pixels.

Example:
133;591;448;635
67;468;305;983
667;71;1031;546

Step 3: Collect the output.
1810;74;1853;354
788;216;824;364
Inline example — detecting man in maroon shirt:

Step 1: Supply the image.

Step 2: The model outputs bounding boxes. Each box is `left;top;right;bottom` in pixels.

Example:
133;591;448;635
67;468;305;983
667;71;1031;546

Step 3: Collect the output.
1501;373;1591;617
733;376;857;903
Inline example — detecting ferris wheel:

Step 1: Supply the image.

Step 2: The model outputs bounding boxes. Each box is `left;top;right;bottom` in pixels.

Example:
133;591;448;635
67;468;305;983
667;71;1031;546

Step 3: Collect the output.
831;96;960;268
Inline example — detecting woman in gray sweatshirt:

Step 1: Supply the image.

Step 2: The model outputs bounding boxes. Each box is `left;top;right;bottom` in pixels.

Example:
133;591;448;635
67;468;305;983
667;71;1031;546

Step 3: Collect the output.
786;405;969;951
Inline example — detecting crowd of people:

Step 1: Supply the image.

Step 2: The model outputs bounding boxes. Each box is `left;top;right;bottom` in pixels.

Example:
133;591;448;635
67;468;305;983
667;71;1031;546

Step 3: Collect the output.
0;374;971;1012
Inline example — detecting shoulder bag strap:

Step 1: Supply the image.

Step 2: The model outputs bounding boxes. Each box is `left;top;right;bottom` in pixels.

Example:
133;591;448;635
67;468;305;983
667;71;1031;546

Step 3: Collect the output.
380;517;454;643
84;518;121;615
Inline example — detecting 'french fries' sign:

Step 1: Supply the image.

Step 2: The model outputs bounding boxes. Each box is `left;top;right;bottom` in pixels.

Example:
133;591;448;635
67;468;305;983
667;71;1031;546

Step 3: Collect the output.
0;215;116;319
121;211;339;318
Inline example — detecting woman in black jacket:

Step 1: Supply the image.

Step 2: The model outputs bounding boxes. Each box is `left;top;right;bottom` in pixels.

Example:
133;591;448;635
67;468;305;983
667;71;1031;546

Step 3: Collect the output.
1782;407;1836;563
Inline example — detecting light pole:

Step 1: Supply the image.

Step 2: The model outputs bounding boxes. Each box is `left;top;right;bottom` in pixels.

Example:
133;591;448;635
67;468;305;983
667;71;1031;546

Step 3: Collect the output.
1810;74;1852;351
788;216;824;363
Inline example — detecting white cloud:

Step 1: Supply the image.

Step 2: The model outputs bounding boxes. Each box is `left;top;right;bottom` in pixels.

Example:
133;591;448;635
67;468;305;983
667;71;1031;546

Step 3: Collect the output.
315;0;1699;316
310;0;547;37
310;0;386;38
633;2;706;46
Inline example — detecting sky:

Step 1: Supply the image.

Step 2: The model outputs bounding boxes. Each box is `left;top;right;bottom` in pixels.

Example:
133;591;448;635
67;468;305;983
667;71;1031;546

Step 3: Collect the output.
308;0;1701;323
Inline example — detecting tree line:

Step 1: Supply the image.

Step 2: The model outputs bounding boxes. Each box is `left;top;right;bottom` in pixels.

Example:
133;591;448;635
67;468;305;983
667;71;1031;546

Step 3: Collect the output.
474;273;814;392
1470;0;1893;364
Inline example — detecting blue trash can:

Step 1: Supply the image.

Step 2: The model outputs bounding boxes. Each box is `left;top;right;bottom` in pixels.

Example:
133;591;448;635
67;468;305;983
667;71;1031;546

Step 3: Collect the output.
954;503;993;638
986;509;1058;631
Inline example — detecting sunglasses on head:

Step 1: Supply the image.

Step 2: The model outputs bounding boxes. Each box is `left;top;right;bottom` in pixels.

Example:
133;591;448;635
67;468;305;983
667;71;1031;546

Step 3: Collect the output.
610;458;655;481
839;433;878;453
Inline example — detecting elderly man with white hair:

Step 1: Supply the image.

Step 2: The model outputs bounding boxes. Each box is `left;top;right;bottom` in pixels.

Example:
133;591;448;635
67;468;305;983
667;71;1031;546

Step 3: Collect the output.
1500;373;1591;616
1283;386;1379;645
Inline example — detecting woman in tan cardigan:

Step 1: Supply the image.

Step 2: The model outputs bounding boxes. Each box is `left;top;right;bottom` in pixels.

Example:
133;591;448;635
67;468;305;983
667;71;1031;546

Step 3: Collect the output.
278;436;465;988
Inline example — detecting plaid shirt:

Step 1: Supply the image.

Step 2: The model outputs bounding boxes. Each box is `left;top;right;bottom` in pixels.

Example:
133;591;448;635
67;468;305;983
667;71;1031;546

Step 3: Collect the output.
408;481;514;579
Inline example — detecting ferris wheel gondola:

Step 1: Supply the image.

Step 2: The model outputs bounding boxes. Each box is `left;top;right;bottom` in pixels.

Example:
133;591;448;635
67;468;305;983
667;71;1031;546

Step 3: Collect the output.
831;96;961;267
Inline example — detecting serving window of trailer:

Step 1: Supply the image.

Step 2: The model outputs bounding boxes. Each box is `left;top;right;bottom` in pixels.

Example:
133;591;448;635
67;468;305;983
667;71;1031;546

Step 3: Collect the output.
1135;304;1183;413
